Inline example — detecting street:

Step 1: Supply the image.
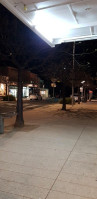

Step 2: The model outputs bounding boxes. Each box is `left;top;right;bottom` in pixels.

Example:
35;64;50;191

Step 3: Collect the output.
0;99;56;114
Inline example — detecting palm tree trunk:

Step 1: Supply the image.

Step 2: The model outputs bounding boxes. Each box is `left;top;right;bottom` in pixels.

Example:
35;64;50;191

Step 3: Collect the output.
14;67;24;127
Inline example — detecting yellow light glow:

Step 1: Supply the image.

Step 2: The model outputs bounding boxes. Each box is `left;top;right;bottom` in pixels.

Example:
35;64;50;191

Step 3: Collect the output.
24;4;27;11
41;91;45;95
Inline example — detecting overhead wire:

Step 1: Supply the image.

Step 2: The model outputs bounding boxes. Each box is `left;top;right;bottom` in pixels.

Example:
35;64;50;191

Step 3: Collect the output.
58;49;97;56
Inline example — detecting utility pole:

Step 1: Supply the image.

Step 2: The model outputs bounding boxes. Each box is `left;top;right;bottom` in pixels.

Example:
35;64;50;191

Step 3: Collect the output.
72;42;75;106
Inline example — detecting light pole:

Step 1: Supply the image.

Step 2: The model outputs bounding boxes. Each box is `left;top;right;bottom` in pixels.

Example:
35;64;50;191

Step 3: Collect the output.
53;86;54;98
6;77;9;101
81;81;85;101
51;82;56;98
72;42;75;106
51;78;57;98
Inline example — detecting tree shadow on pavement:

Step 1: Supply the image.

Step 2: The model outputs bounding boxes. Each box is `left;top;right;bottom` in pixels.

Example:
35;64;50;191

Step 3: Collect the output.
4;124;40;134
55;108;97;120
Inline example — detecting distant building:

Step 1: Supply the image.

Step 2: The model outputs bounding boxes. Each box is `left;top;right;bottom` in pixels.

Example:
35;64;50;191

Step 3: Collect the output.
40;88;49;99
0;66;41;98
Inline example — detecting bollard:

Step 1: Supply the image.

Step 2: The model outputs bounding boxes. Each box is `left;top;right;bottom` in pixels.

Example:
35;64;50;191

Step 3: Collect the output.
0;115;4;134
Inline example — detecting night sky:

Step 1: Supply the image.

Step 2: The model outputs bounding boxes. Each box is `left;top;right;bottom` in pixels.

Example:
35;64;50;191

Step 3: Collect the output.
0;3;97;90
0;4;50;69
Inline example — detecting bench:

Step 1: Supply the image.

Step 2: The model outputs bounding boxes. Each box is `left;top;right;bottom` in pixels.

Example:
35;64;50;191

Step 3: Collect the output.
0;112;16;134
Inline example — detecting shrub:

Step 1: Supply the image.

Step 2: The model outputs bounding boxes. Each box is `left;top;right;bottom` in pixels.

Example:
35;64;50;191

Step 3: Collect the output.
3;95;16;101
59;97;72;104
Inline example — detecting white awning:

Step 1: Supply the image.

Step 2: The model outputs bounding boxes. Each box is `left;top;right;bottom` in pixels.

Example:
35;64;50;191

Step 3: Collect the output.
1;0;97;47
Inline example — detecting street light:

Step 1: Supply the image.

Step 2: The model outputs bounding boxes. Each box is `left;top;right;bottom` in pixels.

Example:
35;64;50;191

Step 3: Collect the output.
81;80;85;84
6;77;9;101
72;41;82;105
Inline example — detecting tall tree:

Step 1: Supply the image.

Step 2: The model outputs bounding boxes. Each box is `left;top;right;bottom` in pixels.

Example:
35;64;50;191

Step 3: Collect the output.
0;4;48;127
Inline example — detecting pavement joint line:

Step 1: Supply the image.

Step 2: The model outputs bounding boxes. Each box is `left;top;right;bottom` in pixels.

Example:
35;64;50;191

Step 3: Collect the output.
0;160;60;172
52;179;97;189
2;139;76;144
0;149;67;160
0;168;56;180
1;173;97;191
55;170;97;180
48;189;95;199
0;144;70;150
64;159;97;165
44;125;87;199
67;152;97;156
0;143;71;151
0;177;49;190
0;189;35;199
0;151;68;160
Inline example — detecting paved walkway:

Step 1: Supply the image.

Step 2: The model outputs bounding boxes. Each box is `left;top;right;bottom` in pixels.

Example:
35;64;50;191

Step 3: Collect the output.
0;102;97;199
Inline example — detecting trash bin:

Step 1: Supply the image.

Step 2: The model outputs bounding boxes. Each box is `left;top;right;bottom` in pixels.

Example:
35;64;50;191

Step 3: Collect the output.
0;115;4;134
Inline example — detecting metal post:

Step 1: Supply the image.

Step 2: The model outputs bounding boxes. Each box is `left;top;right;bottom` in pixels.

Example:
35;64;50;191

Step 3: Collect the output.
8;83;9;101
72;42;75;106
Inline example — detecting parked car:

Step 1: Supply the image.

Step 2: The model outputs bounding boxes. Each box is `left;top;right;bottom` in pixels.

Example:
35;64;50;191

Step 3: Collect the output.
70;94;83;102
29;94;42;100
70;94;78;102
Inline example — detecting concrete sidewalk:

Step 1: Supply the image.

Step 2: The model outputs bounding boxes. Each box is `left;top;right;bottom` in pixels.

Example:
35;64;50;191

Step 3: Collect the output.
0;103;97;199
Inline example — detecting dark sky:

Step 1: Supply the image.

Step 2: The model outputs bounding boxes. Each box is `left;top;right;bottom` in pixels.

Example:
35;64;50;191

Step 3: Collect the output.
0;3;97;79
0;4;50;67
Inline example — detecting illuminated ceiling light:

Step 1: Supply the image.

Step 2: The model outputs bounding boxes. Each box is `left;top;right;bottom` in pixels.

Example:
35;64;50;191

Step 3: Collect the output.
32;10;71;42
1;0;97;46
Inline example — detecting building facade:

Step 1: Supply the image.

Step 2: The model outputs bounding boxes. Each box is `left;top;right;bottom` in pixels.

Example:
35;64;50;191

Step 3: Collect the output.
0;67;40;98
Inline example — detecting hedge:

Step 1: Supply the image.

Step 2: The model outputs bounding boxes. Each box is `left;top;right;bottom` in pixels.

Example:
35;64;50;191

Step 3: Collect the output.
59;97;72;104
3;95;16;101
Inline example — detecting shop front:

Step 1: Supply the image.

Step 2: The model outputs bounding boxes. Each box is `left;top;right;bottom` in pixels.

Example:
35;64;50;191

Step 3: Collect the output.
0;83;6;96
9;86;29;98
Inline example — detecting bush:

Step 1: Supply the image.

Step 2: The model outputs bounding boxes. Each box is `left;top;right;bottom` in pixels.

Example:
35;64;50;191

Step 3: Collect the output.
59;97;72;104
3;95;16;101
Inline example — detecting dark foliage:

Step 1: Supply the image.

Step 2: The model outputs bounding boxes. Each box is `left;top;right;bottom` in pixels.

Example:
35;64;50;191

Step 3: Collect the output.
3;95;16;101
